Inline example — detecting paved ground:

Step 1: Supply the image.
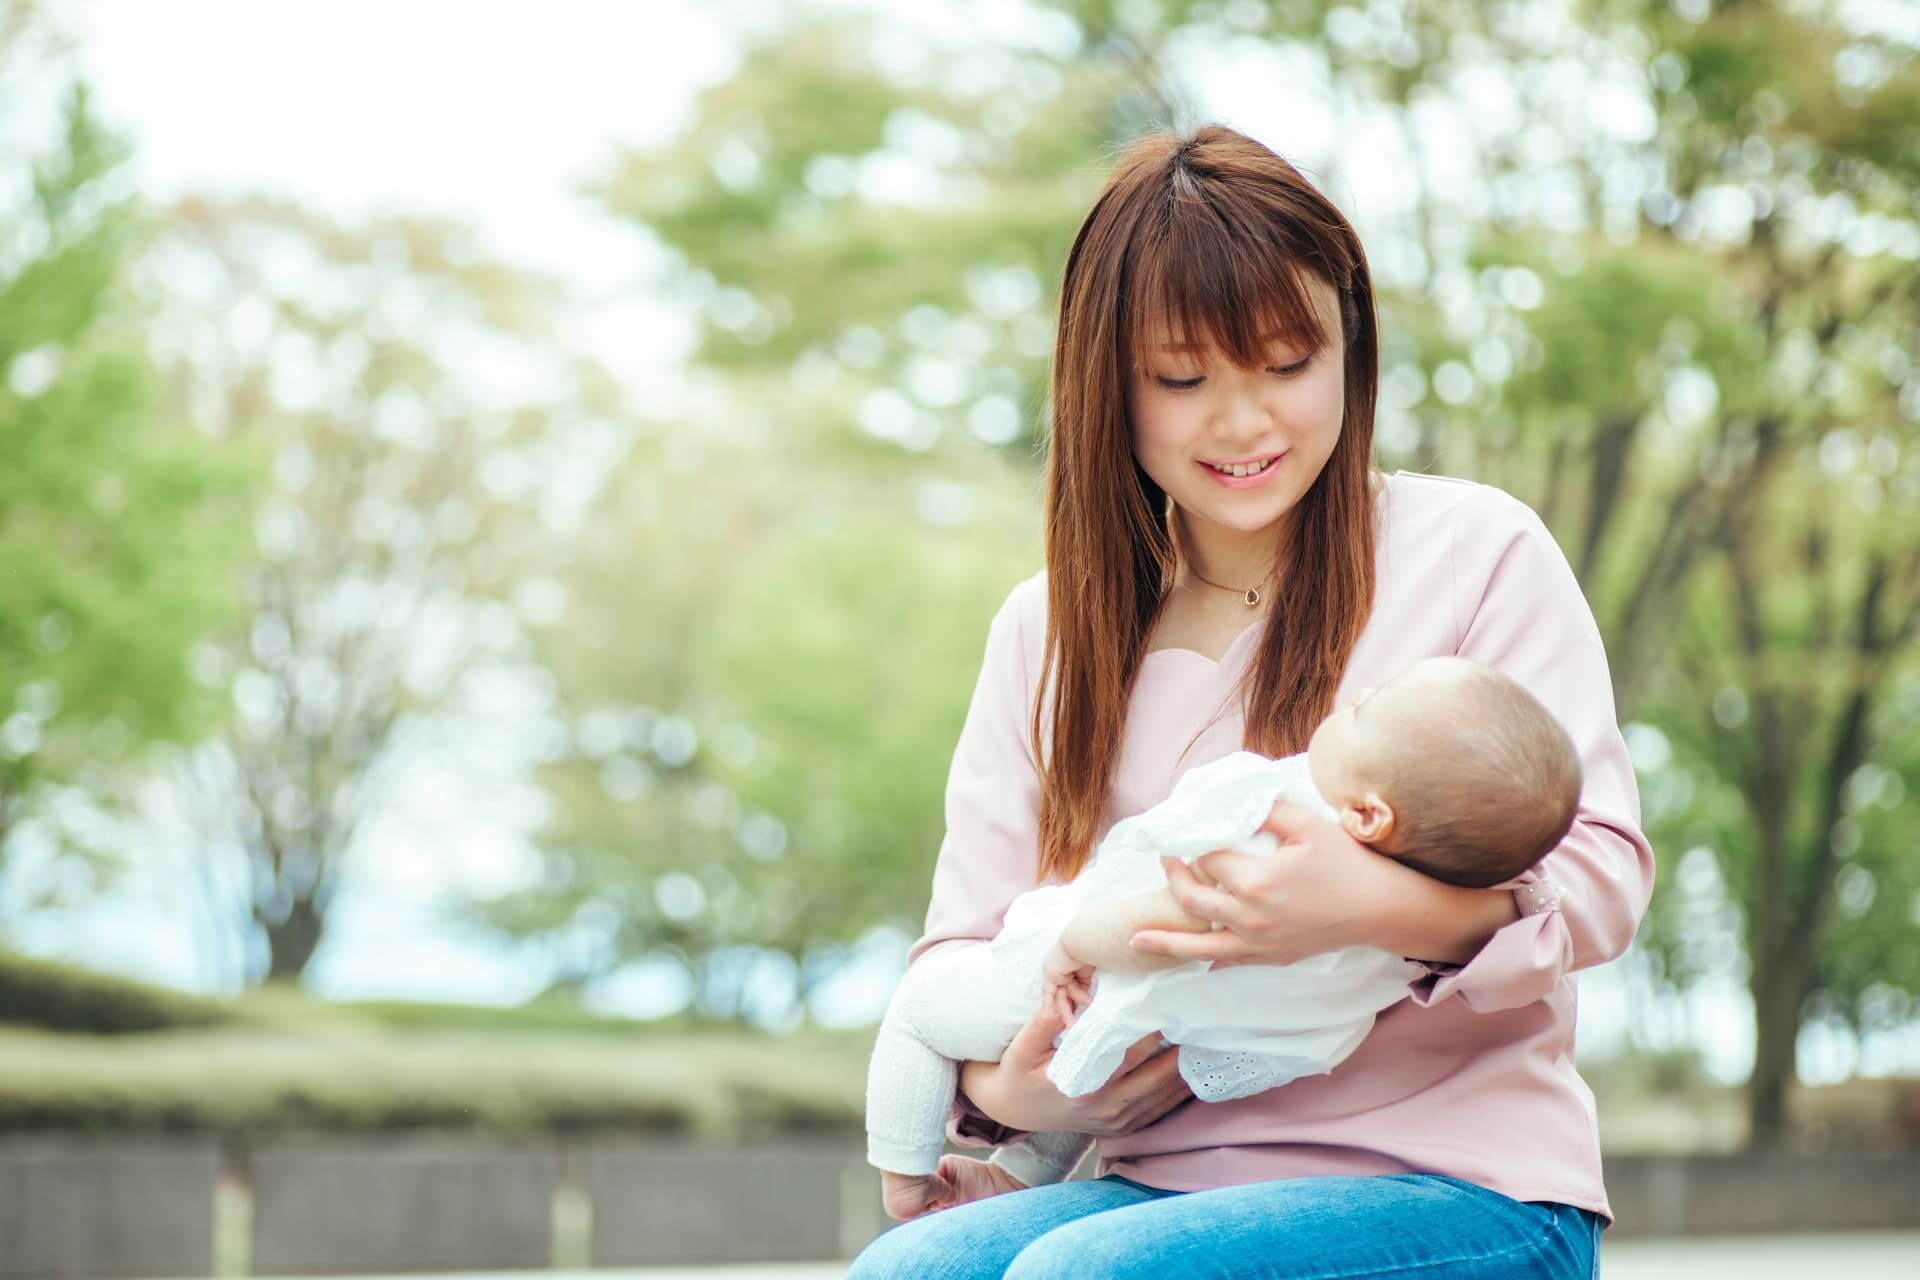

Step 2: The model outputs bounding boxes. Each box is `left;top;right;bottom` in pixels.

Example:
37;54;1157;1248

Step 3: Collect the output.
290;1231;1919;1279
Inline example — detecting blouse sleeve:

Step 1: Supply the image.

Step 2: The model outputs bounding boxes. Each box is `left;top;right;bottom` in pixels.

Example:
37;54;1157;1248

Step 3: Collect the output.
908;572;1048;967
1404;484;1656;1014
905;573;1049;1146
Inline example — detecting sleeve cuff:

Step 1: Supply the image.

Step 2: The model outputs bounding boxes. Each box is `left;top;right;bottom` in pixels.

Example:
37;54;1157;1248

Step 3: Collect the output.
867;1136;943;1176
988;1143;1065;1187
1405;869;1573;1013
1498;865;1569;917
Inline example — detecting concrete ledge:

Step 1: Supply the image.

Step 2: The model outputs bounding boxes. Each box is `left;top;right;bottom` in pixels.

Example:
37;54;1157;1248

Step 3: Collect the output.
1604;1150;1920;1237
250;1138;557;1274
3;1136;1916;1272
0;1137;218;1279
586;1140;861;1265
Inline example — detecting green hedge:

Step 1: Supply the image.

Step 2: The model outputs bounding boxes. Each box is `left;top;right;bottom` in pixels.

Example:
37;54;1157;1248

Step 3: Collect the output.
0;1025;867;1138
0;951;232;1033
0;953;870;1139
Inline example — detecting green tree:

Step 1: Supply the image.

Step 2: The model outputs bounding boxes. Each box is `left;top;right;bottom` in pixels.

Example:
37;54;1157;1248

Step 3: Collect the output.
484;9;1178;1018
1338;0;1920;1142
140;196;604;984
0;3;256;915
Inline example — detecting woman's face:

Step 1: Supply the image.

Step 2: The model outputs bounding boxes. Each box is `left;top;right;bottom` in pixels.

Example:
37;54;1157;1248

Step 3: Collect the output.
1126;275;1347;542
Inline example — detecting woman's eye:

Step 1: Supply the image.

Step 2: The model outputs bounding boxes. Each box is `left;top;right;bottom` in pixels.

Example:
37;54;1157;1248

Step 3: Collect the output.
1155;357;1309;390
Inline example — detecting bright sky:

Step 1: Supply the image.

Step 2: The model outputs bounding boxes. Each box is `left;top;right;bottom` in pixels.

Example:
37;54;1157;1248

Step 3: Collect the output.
68;0;733;249
67;0;740;393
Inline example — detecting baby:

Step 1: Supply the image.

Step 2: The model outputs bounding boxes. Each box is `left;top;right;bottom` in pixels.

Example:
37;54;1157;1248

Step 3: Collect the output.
867;655;1583;1220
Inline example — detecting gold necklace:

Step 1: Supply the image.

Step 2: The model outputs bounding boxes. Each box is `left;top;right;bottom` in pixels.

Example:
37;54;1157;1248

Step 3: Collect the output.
1186;564;1265;608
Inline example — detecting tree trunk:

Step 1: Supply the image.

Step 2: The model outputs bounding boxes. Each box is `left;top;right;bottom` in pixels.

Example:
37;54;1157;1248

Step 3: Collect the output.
1576;416;1636;588
263;896;325;982
1747;959;1808;1148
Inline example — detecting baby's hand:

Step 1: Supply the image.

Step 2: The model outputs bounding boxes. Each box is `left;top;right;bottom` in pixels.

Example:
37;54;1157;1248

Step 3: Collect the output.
1040;938;1094;1026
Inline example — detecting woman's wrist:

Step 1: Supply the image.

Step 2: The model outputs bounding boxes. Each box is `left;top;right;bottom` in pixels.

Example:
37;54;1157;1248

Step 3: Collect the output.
1366;859;1521;966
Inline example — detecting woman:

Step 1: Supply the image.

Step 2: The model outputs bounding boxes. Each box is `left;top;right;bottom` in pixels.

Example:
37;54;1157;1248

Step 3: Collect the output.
848;123;1650;1279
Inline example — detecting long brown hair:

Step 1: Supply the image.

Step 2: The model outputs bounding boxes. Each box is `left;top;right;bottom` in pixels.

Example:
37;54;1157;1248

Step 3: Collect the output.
1031;123;1382;883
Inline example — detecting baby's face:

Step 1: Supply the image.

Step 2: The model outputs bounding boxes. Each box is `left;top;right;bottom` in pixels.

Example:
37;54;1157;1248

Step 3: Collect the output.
1306;658;1468;808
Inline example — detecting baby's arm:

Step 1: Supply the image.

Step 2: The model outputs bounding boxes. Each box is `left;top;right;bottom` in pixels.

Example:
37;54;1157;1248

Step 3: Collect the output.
1059;885;1213;972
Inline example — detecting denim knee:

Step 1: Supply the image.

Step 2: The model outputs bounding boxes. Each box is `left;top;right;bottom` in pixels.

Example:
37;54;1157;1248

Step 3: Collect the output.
1003;1221;1133;1280
847;1221;979;1280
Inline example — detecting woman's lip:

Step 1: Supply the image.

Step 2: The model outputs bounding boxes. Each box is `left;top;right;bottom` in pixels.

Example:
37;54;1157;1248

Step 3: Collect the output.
1198;452;1287;488
1203;452;1285;466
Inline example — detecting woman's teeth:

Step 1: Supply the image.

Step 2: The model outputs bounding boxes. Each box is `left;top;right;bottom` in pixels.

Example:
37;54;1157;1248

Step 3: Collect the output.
1206;457;1276;477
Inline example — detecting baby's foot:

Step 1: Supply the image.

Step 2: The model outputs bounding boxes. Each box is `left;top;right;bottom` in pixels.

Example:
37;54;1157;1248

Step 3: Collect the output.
880;1169;945;1221
928;1154;1030;1209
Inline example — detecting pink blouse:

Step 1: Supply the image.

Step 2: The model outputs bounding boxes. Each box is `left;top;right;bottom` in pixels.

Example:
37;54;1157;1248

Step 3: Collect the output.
910;470;1655;1222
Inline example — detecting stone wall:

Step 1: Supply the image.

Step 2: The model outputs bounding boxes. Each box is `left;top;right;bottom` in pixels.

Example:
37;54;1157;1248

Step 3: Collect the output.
2;1137;1914;1275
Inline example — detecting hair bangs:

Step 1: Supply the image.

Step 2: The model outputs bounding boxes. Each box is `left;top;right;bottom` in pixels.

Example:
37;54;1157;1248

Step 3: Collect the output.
1122;194;1333;382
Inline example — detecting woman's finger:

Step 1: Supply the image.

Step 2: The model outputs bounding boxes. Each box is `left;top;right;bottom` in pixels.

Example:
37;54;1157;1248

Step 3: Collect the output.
1003;999;1068;1066
1130;926;1259;964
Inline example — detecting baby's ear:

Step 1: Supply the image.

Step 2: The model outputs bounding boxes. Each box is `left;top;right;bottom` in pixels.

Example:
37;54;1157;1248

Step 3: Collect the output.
1341;795;1395;844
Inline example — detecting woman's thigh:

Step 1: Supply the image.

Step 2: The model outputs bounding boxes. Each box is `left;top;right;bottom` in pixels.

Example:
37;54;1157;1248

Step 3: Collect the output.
846;1176;1170;1280
1003;1173;1602;1280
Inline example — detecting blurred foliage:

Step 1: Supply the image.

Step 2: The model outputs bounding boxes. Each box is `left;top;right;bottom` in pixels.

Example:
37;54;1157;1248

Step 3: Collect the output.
488;402;1045;995
0;949;232;1033
590;8;1157;457
1442;0;1920;1143
0;4;259;907
133;194;616;985
334;995;700;1036
0;1023;865;1138
0;953;866;1137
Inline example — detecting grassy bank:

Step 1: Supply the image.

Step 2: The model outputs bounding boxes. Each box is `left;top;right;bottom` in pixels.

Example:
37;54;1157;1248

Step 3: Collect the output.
0;951;868;1138
0;1021;869;1139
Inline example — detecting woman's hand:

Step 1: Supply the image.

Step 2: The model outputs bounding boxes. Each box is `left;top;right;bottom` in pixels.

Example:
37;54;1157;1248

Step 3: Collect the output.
1128;801;1523;967
958;1000;1191;1137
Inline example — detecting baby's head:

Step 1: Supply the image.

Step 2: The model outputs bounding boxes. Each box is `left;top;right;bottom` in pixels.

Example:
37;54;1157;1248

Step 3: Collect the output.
1306;656;1582;889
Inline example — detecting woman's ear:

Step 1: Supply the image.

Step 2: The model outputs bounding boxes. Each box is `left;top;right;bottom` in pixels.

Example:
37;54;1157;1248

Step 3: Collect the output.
1340;794;1396;845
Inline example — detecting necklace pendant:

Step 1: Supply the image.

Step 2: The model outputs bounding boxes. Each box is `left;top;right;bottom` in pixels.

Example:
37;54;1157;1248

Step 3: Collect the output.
1244;587;1260;608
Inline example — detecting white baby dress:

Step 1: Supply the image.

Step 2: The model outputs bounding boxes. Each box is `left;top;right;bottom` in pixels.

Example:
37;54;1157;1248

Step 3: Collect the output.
862;748;1426;1178
989;749;1424;1102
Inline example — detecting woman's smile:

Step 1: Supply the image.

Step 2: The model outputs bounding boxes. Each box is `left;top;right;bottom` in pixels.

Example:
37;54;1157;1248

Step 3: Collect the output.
1198;451;1287;488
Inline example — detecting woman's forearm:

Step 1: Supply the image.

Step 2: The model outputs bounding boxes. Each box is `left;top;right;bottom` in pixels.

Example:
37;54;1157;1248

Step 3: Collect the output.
1367;861;1521;965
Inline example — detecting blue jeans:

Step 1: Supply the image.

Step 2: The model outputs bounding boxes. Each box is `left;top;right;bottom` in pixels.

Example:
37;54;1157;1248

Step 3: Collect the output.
848;1172;1604;1279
